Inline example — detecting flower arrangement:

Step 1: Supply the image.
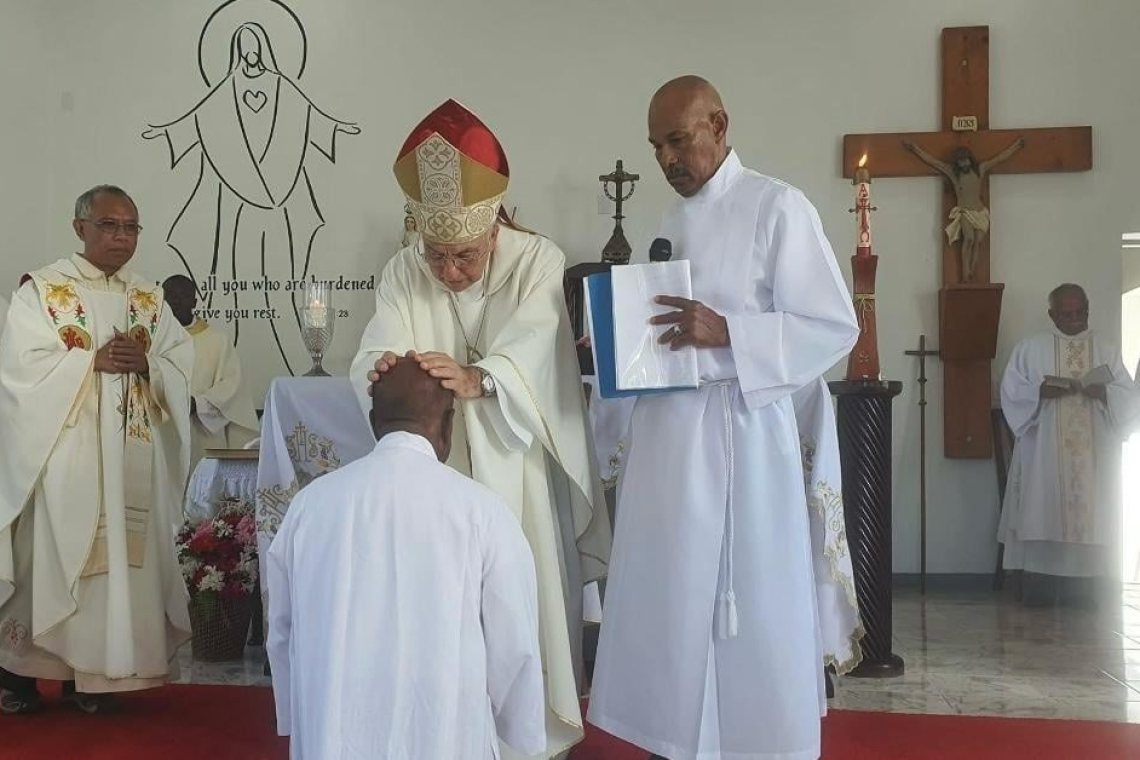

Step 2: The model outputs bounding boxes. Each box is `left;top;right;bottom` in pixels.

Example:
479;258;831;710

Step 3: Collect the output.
177;499;258;600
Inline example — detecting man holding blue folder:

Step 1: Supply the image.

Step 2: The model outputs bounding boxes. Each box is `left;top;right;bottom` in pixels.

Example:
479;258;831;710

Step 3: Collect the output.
589;76;860;760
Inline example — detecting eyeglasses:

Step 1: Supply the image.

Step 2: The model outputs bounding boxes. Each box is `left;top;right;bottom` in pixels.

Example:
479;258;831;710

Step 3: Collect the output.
81;218;143;237
420;239;491;269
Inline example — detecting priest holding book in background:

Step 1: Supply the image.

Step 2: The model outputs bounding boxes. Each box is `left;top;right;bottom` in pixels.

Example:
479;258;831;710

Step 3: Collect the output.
999;283;1138;605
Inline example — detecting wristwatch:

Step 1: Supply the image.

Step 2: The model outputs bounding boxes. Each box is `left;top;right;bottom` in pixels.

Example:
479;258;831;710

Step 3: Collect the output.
476;367;497;398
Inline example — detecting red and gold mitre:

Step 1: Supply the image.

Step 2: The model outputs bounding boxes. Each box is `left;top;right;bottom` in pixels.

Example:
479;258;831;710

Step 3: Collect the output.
393;100;509;244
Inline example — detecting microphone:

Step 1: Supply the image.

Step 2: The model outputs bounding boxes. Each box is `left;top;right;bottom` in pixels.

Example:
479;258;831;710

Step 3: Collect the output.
649;238;672;262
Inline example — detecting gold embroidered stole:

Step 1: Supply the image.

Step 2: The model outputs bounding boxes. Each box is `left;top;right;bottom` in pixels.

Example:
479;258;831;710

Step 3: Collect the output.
31;274;160;575
1054;334;1097;542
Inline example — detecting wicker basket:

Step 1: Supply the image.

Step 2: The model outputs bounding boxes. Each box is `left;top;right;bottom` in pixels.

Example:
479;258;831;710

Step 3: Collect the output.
188;593;254;662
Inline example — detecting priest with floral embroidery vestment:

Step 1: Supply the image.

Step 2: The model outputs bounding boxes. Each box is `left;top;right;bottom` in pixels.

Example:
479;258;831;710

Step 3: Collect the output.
0;186;192;714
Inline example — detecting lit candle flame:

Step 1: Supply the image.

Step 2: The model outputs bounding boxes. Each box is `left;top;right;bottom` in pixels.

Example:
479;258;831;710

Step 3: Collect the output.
858;154;868;168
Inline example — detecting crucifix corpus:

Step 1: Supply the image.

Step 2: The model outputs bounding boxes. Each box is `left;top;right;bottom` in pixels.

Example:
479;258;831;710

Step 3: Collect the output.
843;26;1092;458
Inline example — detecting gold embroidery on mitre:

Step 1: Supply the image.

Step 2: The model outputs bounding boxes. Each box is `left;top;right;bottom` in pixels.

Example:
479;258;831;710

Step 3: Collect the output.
394;132;509;244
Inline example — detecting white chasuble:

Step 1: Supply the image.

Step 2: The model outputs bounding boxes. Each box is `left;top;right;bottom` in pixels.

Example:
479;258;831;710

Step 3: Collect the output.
187;318;260;468
0;256;192;692
267;433;546;760
999;329;1136;577
351;226;612;759
588;152;858;760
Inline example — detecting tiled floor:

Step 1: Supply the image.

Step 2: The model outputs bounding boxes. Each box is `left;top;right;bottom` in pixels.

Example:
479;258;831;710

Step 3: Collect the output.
180;583;1140;724
831;583;1140;723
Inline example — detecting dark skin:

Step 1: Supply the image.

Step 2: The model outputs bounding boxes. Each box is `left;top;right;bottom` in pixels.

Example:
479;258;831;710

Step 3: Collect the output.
162;275;197;328
75;192;149;376
646;76;732;350
1040;289;1104;402
368;356;456;462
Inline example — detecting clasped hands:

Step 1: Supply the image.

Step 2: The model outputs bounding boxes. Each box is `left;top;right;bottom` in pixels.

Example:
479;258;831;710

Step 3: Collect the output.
368;350;483;399
1040;381;1106;402
94;329;148;375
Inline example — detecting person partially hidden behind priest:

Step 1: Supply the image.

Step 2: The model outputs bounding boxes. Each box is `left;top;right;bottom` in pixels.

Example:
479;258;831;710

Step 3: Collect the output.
0;185;193;714
351;99;610;759
163;274;260;469
999;284;1138;606
267;357;545;759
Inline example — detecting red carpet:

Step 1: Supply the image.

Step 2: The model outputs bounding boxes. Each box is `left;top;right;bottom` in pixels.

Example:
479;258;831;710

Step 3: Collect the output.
2;684;1139;759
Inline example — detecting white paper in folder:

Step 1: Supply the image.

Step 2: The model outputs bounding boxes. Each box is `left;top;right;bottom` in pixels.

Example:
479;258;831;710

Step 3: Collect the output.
611;260;699;391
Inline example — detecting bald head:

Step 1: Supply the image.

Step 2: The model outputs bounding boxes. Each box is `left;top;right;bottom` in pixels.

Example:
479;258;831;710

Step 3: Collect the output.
370;357;455;460
648;76;729;197
652;76;725;116
1048;283;1090;336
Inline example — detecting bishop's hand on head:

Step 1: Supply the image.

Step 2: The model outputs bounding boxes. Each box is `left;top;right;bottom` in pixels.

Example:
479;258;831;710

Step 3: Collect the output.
416;351;483;399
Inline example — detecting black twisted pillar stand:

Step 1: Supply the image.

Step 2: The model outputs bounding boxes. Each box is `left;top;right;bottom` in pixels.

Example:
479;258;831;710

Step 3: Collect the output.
829;379;904;678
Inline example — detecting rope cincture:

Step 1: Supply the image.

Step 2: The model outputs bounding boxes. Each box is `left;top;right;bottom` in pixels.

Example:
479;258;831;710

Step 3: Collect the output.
711;380;738;640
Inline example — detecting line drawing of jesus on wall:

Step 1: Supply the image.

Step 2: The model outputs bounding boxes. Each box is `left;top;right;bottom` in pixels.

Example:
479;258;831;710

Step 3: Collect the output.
142;0;359;372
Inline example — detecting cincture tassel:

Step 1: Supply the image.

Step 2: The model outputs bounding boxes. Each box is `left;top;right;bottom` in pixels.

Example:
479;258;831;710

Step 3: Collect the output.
714;382;739;640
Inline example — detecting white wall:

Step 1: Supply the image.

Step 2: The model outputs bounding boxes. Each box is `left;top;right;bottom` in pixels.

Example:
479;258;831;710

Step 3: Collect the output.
3;0;1137;572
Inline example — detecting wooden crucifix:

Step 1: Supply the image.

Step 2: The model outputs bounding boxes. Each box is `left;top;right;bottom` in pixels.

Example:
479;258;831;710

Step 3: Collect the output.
843;26;1092;458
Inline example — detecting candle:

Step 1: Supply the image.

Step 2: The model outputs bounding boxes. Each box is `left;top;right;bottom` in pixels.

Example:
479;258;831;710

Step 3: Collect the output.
854;154;872;257
306;290;329;329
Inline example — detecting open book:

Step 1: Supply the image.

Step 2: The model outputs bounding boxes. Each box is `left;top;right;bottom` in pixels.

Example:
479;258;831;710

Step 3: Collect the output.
585;261;699;399
1042;364;1113;392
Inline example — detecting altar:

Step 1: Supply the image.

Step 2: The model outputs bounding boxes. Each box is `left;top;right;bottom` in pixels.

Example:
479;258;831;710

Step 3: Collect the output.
252;376;375;590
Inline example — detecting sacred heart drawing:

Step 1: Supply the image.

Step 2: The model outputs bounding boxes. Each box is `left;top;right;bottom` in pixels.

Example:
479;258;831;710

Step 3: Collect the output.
242;89;267;113
140;0;361;375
